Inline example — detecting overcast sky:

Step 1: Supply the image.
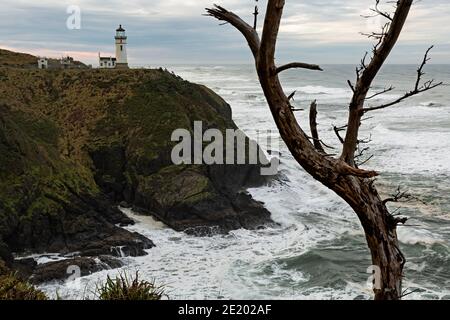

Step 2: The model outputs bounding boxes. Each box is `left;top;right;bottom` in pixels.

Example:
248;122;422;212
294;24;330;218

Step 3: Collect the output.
1;0;449;66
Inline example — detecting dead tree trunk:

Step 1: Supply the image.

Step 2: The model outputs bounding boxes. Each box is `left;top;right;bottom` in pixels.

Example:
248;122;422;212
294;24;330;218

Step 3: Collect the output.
206;0;441;300
339;179;405;300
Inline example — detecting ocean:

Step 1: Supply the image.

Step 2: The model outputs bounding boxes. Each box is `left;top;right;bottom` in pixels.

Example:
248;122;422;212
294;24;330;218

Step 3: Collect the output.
39;64;450;300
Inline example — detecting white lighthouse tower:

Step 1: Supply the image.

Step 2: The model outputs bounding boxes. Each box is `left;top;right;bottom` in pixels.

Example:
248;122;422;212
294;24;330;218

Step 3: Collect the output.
115;25;128;69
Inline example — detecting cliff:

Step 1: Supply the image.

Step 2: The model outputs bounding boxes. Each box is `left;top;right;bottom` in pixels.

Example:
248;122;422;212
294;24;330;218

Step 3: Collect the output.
0;49;88;70
0;49;37;69
0;49;272;276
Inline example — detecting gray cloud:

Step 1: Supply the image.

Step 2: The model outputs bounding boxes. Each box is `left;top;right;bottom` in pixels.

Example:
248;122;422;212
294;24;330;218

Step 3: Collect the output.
0;0;448;65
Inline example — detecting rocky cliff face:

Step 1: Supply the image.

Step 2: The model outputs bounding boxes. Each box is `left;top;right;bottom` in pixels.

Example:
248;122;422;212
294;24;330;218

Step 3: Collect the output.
0;49;273;271
0;104;154;266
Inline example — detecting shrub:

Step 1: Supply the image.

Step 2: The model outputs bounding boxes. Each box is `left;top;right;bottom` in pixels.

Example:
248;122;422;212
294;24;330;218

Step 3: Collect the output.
0;260;8;275
96;271;165;300
0;272;47;300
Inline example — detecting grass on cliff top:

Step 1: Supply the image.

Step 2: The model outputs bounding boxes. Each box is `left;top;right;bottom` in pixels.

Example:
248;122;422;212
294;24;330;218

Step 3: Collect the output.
0;49;37;68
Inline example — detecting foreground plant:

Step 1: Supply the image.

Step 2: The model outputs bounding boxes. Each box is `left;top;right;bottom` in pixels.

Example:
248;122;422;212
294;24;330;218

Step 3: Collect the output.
0;272;47;300
96;271;165;300
205;0;442;300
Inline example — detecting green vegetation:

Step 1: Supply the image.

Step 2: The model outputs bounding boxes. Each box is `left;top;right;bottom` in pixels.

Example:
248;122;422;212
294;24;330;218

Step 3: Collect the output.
0;49;37;69
0;59;234;251
0;49;269;275
96;271;165;301
0;272;48;300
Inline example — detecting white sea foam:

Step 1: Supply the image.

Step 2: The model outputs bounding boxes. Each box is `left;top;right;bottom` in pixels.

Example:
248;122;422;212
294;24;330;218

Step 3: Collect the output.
397;227;446;246
15;253;69;265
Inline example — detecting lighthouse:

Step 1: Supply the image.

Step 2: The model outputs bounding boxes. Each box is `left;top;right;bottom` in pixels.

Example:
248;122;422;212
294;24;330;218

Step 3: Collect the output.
115;24;128;69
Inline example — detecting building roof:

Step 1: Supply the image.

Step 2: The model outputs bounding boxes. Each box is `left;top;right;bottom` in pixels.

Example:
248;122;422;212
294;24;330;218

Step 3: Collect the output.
116;24;125;32
99;56;116;60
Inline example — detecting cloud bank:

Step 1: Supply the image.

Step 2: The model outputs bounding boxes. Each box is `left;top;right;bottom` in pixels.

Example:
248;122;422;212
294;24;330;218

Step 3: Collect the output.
0;0;448;65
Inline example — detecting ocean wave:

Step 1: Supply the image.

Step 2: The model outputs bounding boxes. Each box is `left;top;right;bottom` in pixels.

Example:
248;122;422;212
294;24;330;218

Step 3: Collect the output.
293;85;351;97
419;101;445;108
398;227;446;246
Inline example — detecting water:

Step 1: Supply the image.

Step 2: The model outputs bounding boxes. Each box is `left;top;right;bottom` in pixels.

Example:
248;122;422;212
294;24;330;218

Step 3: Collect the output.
39;64;450;300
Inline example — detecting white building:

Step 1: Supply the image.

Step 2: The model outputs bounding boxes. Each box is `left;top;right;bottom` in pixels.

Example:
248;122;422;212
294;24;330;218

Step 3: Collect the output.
60;56;74;68
98;25;129;69
115;25;128;69
98;54;116;69
37;57;48;69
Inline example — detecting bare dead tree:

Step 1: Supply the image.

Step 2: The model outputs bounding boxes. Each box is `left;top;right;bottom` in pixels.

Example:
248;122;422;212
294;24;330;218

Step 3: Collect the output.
206;0;441;300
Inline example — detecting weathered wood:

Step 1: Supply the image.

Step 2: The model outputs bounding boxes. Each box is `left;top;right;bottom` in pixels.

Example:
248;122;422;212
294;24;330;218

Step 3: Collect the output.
309;100;325;152
205;5;260;58
276;62;323;74
206;0;438;300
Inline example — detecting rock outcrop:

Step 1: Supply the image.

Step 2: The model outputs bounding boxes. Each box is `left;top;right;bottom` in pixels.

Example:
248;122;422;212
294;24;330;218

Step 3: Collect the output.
29;256;124;284
0;49;273;281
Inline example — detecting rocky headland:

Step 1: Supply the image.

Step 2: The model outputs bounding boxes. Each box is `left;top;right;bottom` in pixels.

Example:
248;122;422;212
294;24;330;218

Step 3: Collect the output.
0;49;273;285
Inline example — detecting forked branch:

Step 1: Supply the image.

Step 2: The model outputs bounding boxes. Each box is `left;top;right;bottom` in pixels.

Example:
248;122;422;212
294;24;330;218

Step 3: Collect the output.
206;1;375;180
341;0;413;165
362;0;394;21
383;186;425;205
205;5;260;58
363;46;443;113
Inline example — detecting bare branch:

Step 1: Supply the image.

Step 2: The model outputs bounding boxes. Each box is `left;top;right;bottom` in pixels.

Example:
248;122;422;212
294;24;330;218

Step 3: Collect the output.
333;125;345;144
365;86;395;100
309;100;325;153
383;186;416;205
363;82;442;112
400;289;422;299
253;1;259;30
276;62;323;74
362;0;394;21
363;46;443;113
334;116;373;145
355;141;374;166
205;5;260;58
253;8;259;28
306;136;335;150
341;0;413;165
347;80;355;93
357;154;374;166
287;90;296;101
